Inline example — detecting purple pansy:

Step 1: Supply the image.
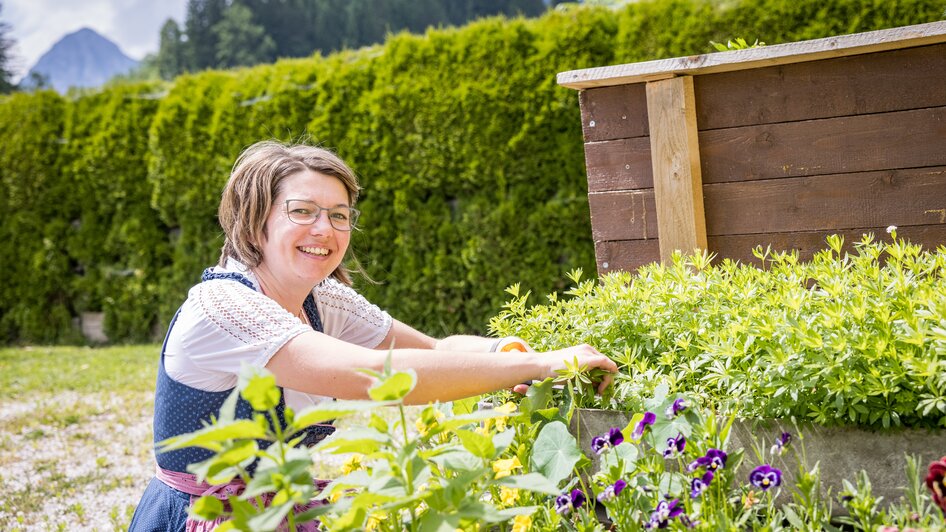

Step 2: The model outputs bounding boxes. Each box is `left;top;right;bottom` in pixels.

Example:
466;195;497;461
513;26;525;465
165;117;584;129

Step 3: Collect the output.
644;498;683;529
687;448;728;473
631;411;657;440
665;398;689;418
662;433;686;458
555;489;586;515
690;470;714;498
770;432;792;456
750;464;782;491
591;427;624;454
597;479;627;503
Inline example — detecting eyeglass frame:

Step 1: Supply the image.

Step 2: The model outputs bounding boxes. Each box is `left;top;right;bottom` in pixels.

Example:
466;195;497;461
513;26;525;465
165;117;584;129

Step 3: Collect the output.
284;199;360;231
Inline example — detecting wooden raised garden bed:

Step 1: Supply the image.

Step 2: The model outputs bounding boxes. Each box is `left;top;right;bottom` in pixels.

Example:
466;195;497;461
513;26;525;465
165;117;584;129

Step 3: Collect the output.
558;21;946;274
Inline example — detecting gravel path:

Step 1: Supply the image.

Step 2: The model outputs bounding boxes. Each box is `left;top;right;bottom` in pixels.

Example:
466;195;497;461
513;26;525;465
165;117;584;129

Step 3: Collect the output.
0;391;154;531
0;391;386;530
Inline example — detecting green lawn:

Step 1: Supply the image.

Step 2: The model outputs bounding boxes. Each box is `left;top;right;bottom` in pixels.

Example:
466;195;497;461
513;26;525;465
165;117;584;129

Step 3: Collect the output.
0;344;159;399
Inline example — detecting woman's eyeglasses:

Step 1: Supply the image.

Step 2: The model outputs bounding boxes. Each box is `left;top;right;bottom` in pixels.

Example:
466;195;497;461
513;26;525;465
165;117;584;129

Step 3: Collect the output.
285;199;360;231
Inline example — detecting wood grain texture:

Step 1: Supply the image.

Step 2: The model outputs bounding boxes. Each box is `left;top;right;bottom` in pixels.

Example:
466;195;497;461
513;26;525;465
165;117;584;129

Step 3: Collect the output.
579;84;649;142
699;106;946;184
588;189;657;241
703;167;946;235
594;239;659;275
646;76;707;261
695;43;946;130
584;137;653;192
559;21;946;89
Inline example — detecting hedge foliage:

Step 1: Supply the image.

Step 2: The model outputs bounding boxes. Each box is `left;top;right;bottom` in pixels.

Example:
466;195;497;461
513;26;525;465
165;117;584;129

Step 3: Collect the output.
1;0;943;344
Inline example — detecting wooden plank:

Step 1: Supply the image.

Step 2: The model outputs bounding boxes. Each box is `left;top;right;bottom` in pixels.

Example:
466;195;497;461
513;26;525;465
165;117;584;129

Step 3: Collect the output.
594;239;660;275
699;106;946;184
558;21;946;89
588;189;657;241
703;166;946;235
708;225;946;267
579;84;649;142
695;43;946;130
583;137;653;192
646;76;707;261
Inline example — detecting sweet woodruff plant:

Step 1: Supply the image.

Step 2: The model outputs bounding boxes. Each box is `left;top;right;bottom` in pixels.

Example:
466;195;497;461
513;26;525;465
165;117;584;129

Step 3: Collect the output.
489;233;946;429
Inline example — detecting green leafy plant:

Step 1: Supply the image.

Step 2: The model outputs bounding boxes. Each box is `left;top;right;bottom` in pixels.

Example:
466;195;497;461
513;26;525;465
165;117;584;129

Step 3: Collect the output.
490;234;946;429
710;37;766;51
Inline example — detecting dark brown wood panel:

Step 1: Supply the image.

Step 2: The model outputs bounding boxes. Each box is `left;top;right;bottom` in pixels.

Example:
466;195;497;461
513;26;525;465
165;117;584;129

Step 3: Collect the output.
703;166;946;235
699;106;946;184
695;43;946;130
594;239;659;275
584;137;653;192
708;225;946;267
588;189;657;241
579;84;649;142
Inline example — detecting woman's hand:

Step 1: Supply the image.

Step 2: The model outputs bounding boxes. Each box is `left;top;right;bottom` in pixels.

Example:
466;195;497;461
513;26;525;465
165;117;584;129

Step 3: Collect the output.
541;344;617;395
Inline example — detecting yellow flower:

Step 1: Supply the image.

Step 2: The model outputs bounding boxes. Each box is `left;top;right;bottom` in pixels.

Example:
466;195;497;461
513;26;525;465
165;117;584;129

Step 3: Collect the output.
496;402;518;415
341;454;363;475
512;514;532;532
365;513;385;531
492;456;522;479
500;487;519;506
416;417;431;437
493;402;517;432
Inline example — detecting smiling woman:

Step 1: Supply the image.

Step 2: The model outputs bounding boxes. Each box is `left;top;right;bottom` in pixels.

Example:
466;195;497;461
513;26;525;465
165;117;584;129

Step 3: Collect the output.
127;139;617;531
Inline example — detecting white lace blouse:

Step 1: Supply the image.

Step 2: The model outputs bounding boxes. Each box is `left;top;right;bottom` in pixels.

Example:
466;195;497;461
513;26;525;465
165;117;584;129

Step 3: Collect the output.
164;259;393;410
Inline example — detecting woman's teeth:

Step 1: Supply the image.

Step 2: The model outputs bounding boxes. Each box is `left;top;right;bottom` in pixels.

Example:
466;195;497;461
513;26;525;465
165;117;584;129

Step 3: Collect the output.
299;246;329;256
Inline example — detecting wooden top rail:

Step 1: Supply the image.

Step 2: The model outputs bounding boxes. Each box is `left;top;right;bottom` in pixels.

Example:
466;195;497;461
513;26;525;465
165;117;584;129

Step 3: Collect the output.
558;20;946;89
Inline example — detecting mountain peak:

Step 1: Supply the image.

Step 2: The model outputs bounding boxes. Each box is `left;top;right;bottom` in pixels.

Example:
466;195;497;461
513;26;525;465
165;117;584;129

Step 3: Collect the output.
23;27;139;93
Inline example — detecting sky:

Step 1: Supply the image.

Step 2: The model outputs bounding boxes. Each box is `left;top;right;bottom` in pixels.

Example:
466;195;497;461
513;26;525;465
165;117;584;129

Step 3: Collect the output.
4;0;188;81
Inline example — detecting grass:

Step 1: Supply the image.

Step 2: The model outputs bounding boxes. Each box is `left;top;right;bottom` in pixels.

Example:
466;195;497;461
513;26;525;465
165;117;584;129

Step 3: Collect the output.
0;344;158;399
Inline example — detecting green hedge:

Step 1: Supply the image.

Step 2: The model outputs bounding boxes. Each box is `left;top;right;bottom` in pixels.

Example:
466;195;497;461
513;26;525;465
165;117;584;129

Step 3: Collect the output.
0;0;943;344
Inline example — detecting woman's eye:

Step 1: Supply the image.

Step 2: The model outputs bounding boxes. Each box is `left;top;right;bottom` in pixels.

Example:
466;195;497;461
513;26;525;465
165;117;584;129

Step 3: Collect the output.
291;208;311;215
330;211;349;220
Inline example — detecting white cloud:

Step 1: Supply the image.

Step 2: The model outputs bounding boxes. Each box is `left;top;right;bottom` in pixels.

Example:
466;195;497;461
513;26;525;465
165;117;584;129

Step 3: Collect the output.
3;0;187;81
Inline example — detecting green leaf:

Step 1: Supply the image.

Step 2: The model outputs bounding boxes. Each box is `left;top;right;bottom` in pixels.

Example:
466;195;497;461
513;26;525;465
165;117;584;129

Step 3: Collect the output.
495;472;560;495
368;370;417;401
241;371;281;412
455;429;496;459
291;400;387;431
246;502;294;532
158;419;268;452
315;427;389;454
190;495;223;521
529;421;581;486
452;396;479;415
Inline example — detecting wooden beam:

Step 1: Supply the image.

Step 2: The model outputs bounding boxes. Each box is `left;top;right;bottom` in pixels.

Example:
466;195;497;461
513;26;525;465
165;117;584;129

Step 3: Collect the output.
558;21;946;89
646;76;707;262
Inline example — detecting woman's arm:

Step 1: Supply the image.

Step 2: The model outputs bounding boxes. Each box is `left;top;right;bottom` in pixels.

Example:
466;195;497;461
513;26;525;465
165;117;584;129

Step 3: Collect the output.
377;319;526;352
265;329;615;405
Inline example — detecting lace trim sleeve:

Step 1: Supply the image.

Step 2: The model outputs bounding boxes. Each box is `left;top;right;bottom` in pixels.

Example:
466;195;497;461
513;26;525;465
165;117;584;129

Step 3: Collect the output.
315;278;393;347
196;279;311;360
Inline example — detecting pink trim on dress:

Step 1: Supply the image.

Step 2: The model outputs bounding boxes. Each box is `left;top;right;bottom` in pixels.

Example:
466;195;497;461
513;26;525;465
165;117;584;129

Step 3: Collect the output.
156;466;329;531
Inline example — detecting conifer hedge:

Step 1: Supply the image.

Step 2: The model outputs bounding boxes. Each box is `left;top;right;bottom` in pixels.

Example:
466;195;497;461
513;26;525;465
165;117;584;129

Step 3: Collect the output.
1;0;942;344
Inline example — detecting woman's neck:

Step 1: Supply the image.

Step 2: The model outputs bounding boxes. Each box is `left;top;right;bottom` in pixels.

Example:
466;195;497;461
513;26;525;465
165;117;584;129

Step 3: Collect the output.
252;266;309;317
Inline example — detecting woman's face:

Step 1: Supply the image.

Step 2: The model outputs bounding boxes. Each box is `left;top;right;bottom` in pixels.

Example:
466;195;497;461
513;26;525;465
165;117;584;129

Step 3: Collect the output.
257;169;352;288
